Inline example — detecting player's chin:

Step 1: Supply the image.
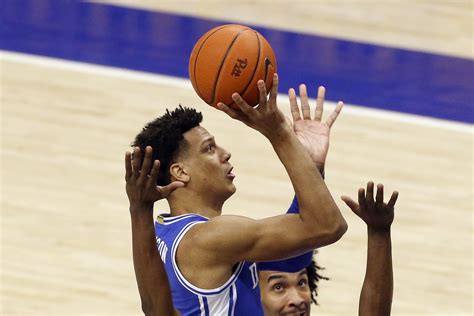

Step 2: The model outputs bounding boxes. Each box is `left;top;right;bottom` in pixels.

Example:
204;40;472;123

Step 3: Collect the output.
220;182;236;199
225;175;236;188
228;183;237;194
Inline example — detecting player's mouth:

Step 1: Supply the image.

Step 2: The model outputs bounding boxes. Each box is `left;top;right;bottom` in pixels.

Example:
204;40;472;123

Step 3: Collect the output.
282;310;307;316
226;166;235;180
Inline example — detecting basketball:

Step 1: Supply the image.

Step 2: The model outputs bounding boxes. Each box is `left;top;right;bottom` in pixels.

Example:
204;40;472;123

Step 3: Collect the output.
189;24;277;109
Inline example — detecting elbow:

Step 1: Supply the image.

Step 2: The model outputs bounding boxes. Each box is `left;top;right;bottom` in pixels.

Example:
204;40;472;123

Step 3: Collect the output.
141;302;151;316
141;298;157;316
310;214;348;247
331;217;348;242
324;205;348;243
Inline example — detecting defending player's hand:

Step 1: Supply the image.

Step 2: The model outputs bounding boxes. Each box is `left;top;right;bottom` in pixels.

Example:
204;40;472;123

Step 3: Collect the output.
216;73;287;139
288;85;343;170
125;146;184;209
341;182;398;231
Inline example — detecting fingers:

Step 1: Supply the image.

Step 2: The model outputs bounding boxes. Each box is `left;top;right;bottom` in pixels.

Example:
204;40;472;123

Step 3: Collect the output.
285;115;294;128
132;147;142;179
375;183;384;206
366;181;375;209
159;181;185;197
387;191;399;209
267;73;279;111
341;195;360;215
139;146;153;182
358;187;367;211
232;93;254;115
216;102;244;120
314;86;325;121
125;151;132;181
325;101;343;128
257;80;267;106
131;146;157;186
148;159;160;185
299;84;311;119
288;88;301;122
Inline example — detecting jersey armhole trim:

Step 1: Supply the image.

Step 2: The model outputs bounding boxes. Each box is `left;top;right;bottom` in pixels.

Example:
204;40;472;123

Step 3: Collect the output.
171;221;244;296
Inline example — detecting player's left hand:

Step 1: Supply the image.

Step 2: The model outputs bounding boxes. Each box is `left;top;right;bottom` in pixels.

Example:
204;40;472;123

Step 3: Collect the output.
341;182;399;231
125;146;184;210
288;85;343;170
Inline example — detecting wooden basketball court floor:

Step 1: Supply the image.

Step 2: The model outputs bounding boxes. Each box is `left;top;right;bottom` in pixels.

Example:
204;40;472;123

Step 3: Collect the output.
1;1;472;315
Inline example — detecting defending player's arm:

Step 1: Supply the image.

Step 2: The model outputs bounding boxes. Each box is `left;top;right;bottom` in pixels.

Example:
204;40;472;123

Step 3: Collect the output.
286;83;342;213
125;148;183;316
184;74;347;265
341;182;398;316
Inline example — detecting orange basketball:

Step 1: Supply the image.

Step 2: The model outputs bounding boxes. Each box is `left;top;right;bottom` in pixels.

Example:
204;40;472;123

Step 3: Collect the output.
189;24;277;109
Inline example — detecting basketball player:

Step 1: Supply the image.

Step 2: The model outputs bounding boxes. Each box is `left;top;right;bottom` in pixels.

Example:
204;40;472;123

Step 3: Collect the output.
125;74;348;315
256;85;398;315
127;80;398;315
129;180;397;316
257;181;398;316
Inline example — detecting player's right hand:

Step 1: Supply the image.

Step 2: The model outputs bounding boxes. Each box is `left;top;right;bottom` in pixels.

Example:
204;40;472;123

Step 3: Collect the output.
288;84;343;170
215;73;288;140
341;182;398;231
125;146;184;210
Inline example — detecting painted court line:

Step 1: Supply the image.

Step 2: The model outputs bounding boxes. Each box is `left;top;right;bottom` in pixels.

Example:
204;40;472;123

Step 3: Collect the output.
2;50;471;134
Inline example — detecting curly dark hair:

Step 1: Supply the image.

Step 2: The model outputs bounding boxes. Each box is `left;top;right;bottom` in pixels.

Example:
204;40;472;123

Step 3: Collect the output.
307;251;329;305
131;105;202;185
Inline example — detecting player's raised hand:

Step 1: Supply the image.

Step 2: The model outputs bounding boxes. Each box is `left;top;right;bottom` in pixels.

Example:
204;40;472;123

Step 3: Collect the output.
125;146;184;209
341;182;398;231
216;73;287;139
288;85;343;169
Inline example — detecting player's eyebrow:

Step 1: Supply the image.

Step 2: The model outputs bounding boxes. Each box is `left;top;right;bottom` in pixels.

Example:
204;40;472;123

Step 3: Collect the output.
200;136;215;148
267;270;306;283
267;274;285;283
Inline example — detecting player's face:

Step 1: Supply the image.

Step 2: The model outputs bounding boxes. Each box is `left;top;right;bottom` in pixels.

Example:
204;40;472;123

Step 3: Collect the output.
182;126;236;199
259;269;311;316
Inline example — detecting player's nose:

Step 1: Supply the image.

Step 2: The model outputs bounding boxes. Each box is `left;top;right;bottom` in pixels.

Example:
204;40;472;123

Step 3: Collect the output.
286;288;306;308
222;148;231;161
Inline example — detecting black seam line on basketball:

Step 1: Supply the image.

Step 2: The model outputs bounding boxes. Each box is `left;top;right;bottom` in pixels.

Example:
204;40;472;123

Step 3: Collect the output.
263;57;272;82
235;30;261;105
210;27;250;105
193;24;233;102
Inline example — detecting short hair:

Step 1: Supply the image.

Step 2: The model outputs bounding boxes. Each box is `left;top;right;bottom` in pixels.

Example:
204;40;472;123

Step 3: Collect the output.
132;105;202;185
306;252;329;305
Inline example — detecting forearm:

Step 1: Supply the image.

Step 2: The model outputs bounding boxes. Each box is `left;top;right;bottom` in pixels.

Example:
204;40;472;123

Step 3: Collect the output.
270;127;346;241
130;206;174;316
359;228;393;316
287;167;324;214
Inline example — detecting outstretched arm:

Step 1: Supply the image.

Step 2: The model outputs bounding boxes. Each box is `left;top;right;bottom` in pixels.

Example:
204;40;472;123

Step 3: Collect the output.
125;147;183;316
286;84;343;213
342;182;399;316
194;75;347;265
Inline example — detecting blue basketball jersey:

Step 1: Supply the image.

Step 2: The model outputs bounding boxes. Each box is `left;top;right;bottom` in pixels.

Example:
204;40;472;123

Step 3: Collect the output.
154;213;263;316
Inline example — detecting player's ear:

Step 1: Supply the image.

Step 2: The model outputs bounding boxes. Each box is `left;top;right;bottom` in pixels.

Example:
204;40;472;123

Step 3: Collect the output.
170;162;190;183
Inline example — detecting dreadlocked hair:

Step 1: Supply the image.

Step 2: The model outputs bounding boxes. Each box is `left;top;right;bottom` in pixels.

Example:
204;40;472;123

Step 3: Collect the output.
132;105;202;186
306;251;329;305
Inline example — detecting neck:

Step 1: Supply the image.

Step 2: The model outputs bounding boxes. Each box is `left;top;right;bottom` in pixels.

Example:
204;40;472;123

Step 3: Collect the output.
167;189;225;218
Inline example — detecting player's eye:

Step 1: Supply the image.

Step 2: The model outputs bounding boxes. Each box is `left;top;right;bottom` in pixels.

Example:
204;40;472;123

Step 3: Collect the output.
298;279;308;287
207;144;214;152
272;284;284;292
